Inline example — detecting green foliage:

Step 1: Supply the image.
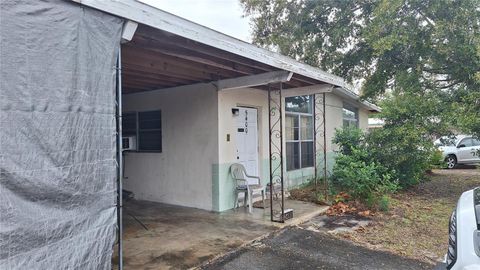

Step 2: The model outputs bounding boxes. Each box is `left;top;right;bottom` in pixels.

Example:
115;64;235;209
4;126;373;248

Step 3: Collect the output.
242;0;480;206
332;128;399;202
332;124;440;205
241;0;480;137
366;127;436;187
364;193;392;211
332;127;364;155
378;195;391;212
430;150;447;169
365;89;448;186
333;149;397;200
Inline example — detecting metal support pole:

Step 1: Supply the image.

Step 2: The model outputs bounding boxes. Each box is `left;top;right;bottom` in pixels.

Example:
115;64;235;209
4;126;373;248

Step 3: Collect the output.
268;85;274;222
313;95;318;190
313;93;328;200
322;93;328;200
279;83;284;222
115;46;123;270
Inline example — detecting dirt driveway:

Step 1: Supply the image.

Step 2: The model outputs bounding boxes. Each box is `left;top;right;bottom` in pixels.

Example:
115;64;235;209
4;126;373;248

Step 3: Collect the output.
333;168;480;264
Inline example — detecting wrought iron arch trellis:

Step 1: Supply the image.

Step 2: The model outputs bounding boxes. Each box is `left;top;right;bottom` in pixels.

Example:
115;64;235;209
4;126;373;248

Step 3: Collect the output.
268;83;286;222
313;93;328;199
268;86;328;222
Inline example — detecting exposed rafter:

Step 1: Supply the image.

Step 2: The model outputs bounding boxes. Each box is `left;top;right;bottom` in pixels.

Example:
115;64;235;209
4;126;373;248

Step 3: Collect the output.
70;0;347;88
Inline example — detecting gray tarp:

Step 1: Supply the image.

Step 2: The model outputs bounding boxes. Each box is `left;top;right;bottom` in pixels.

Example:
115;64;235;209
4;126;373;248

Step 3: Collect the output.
0;0;123;269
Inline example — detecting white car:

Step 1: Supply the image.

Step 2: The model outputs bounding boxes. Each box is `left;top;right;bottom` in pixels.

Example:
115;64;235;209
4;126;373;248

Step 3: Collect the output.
443;188;480;270
435;135;480;169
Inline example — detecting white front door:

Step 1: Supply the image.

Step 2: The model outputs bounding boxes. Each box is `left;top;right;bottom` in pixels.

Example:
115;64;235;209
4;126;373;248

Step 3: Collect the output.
235;107;259;185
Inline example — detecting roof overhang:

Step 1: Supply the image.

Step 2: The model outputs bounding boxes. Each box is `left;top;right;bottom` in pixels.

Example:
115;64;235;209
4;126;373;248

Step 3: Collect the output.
72;0;346;87
333;87;381;112
71;0;380;112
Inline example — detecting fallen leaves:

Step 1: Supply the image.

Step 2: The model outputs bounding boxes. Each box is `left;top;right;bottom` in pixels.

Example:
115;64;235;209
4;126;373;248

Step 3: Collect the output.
326;201;350;216
326;169;480;266
334;192;351;203
358;210;371;217
326;193;374;217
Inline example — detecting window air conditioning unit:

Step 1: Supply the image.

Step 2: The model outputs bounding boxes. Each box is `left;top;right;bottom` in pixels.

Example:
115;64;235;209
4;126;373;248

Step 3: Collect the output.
122;136;136;151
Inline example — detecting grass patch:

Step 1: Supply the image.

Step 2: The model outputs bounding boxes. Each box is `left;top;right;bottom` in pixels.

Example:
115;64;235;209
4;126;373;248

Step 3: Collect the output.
337;168;480;264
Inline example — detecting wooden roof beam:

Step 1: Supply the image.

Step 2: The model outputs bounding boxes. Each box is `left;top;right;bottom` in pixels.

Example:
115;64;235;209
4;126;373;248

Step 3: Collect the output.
215;71;293;91
122;63;210;81
122;70;197;85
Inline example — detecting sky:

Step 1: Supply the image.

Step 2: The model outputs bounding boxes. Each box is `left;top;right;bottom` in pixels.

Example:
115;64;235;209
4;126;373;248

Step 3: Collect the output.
139;0;252;42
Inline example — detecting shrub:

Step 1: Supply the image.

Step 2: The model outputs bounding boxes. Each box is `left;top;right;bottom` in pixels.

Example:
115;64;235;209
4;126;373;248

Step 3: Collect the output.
366;91;449;187
332;125;441;206
430;149;446;169
332;127;364;155
332;147;398;202
366;127;437;187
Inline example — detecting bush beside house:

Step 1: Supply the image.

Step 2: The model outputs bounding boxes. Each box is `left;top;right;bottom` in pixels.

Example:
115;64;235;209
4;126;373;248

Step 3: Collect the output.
331;126;441;210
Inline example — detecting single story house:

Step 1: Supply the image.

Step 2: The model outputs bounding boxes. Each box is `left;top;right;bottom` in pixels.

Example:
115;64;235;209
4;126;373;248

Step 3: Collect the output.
0;0;379;269
122;73;377;213
115;6;379;214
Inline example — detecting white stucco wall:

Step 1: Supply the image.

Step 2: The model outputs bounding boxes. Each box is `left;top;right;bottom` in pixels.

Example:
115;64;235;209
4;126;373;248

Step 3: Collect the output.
358;108;369;131
122;83;372;212
122;83;218;210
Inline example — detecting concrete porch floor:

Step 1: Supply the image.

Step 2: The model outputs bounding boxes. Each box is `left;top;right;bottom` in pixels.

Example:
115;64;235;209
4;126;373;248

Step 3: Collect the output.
113;199;327;270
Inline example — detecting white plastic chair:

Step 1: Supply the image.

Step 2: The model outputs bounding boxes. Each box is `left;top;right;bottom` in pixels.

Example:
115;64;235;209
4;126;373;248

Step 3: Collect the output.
230;163;265;213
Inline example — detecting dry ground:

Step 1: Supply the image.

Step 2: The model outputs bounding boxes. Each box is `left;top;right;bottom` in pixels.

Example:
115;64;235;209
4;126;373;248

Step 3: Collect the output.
336;167;480;264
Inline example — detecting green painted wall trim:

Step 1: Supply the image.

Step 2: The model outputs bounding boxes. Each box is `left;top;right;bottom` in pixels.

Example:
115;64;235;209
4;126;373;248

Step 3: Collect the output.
211;152;337;212
211;164;221;212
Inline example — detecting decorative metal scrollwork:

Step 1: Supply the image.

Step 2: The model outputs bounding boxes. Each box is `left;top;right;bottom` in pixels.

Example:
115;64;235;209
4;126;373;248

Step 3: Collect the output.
313;93;328;199
268;83;285;222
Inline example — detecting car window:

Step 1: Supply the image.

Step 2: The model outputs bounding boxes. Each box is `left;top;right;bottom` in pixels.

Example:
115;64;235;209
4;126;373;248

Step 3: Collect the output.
473;138;480;146
459;138;474;147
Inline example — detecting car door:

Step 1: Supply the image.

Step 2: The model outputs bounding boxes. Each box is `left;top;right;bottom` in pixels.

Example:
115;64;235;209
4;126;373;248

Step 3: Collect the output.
456;138;475;163
472;138;480;162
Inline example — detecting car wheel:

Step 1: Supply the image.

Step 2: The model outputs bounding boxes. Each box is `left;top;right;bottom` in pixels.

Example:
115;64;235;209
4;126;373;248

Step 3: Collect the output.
446;155;457;169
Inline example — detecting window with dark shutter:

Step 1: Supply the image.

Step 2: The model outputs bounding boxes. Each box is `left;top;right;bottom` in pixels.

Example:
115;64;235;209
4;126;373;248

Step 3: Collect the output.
122;110;162;152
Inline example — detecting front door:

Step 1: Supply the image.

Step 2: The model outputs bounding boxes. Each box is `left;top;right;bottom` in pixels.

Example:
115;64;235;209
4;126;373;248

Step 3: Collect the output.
235;107;259;185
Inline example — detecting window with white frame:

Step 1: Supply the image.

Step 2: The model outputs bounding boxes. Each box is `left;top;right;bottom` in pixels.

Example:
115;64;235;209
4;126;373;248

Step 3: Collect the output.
122;110;162;152
285;95;314;171
342;103;358;128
